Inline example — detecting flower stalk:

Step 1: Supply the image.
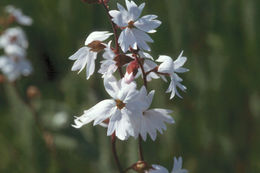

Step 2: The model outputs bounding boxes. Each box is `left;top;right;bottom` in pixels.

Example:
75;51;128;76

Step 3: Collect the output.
70;0;190;172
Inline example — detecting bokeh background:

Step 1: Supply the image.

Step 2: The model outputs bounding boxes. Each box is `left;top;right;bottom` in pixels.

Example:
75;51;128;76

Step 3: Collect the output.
0;0;260;172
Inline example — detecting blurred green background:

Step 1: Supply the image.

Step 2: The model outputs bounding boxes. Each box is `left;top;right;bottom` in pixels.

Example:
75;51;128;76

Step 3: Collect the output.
0;0;260;172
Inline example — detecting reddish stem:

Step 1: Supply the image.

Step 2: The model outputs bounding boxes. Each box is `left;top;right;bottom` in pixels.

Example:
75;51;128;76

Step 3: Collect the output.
101;0;120;53
111;133;123;173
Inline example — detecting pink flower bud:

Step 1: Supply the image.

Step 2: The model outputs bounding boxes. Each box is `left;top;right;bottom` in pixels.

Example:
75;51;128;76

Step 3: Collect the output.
124;60;139;83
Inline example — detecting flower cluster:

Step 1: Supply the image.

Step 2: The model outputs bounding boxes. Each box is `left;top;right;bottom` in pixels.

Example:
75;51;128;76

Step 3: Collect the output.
0;5;33;82
69;0;189;172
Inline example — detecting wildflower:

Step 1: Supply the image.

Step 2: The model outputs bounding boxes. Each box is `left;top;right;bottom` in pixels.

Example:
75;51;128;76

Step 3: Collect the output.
0;27;28;50
109;0;161;52
5;5;33;26
137;87;174;141
0;55;32;81
148;157;188;173
98;41;118;77
69;31;112;79
72;75;144;140
156;51;189;99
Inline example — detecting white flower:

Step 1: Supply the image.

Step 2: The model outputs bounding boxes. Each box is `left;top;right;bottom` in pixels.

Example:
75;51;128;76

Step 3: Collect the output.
137;51;167;82
171;157;188;173
4;44;26;58
5;5;33;26
109;0;161;52
156;51;189;99
0;27;28;50
69;31;112;79
138;87;174;141
147;157;188;173
0;55;32;81
72;75;144;140
98;41;118;78
147;165;169;173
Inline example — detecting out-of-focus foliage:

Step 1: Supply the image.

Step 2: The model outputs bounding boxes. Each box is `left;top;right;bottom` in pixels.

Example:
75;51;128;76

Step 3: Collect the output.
0;0;260;173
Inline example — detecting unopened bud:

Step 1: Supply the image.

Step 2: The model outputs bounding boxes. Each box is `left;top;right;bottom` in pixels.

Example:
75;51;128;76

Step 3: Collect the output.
0;74;5;83
132;161;151;173
124;59;139;83
27;86;40;99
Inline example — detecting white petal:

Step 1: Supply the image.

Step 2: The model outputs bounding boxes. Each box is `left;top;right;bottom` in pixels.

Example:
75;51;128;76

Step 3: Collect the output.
118;28;137;52
171;157;188;173
157;55;174;74
4;45;26;58
72;99;115;128
124;72;134;84
125;0;144;21
141;109;174;141
174;51;187;70
135;15;161;33
69;47;89;72
104;75;120;99
85;31;112;45
109;10;128;27
117;79;138;102
139;51;153;60
131;28;153;51
149;165;169;173
86;51;97;79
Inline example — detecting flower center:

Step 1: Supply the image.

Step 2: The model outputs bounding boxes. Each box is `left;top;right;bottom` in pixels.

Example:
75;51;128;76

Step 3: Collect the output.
127;21;135;29
115;99;125;110
10;36;17;43
87;40;106;52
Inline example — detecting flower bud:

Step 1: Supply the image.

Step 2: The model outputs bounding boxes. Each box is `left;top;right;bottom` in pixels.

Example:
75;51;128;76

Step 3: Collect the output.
132;161;151;173
124;59;139;84
27;86;40;99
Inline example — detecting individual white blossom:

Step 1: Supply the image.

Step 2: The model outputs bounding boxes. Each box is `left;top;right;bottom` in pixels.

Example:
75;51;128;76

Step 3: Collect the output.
109;0;161;52
137;51;167;82
147;165;169;173
5;5;33;26
4;44;26;58
156;51;189;99
72;75;145;140
137;87;174;141
0;27;28;50
0;55;32;81
98;41;118;78
171;157;188;173
69;31;112;79
147;157;188;173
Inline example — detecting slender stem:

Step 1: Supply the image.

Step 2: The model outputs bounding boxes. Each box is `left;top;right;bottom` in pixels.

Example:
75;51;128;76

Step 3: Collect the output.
138;135;144;161
101;2;124;171
111;133;123;173
101;0;120;53
130;51;146;161
145;67;170;76
101;0;124;78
